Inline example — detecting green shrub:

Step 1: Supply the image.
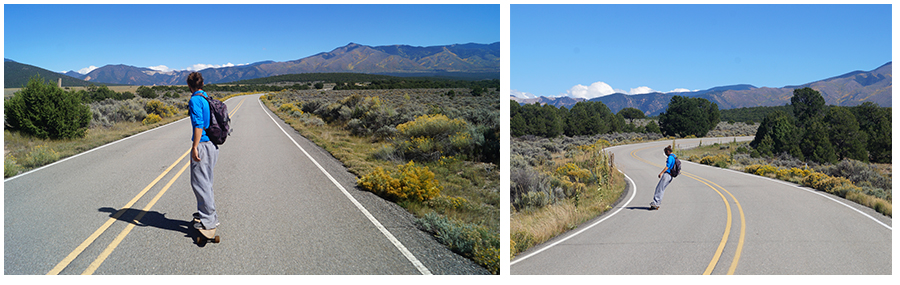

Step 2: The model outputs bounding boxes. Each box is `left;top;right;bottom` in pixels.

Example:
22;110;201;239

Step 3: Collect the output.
21;145;60;168
416;212;499;274
5;75;91;139
395;114;475;161
89;98;148;128
5;155;20;178
700;154;731;168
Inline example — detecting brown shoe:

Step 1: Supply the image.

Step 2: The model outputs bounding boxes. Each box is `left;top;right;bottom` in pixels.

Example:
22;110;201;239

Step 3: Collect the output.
649;204;659;210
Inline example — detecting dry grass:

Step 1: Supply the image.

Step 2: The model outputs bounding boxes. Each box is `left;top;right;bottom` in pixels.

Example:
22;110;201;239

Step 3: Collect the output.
4;115;186;177
510;155;625;259
263;100;392;177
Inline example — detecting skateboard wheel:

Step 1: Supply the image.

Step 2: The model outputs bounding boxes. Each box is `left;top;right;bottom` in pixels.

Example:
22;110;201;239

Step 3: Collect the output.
214;236;221;243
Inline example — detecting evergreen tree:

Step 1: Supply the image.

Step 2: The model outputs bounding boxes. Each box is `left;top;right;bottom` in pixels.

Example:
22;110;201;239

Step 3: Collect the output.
799;120;837;164
137;85;157;99
750;110;799;157
658;96;719;137
851;102;891;163
824;107;868;161
756;134;775;157
791;87;825;128
617;107;645;124
5;75;92;139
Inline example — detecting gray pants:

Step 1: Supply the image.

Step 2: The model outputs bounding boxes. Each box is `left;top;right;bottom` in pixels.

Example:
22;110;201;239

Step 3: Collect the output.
191;141;219;229
651;172;672;207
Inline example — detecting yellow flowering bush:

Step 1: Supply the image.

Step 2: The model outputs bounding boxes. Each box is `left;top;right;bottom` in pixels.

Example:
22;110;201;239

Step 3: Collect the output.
396;114;467;138
142;113;162;125
357;161;441;202
144;100;176;118
395;114;474;160
556;163;591;183
700;154;731;168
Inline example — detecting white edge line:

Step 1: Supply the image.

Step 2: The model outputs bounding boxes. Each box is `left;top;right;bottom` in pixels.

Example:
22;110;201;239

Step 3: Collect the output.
510;164;637;266
257;98;432;275
689;160;893;231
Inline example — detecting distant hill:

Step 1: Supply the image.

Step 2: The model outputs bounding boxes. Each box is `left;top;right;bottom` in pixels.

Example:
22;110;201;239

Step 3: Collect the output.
513;62;892;116
30;42;500;86
509;96;585;109
4;59;123;88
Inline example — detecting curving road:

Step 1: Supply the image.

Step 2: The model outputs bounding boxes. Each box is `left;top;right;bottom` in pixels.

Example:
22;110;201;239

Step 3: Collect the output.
511;137;891;275
4;94;488;275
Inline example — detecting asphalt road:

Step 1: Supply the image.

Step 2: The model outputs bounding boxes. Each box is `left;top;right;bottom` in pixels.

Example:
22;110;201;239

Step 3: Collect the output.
511;137;891;275
4;93;488;275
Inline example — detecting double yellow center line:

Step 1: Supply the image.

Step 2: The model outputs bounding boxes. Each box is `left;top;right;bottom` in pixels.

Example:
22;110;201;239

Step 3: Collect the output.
630;144;746;275
47;97;247;275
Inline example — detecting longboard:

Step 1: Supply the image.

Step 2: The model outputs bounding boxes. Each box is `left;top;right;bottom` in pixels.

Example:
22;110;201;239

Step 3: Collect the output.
192;214;220;244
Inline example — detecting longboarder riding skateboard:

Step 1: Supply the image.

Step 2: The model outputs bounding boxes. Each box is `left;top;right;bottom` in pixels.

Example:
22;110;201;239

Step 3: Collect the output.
193;212;220;244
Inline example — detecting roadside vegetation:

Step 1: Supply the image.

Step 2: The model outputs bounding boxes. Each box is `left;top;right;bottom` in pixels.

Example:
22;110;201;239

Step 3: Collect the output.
3;75;253;178
680;140;891;217
510;135;631;260
261;85;500;274
676;88;892;217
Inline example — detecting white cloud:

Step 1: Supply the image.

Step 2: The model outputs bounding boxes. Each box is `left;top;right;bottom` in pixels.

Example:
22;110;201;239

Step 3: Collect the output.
148;65;172;72
565;81;617;99
185;62;247;71
77;65;99;74
629;86;657;95
561;82;666;99
668;88;691;93
510;89;539;99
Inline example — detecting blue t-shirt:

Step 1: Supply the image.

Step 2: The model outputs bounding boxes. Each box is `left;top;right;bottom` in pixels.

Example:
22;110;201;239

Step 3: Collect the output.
189;90;210;142
665;154;676;174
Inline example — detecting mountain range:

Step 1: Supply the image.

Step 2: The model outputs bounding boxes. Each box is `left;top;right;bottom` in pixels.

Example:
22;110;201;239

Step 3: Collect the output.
511;62;891;115
5;42;499;88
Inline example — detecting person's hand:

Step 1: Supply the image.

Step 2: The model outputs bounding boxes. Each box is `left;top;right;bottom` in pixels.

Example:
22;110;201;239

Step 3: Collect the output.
191;146;201;162
658;172;662;179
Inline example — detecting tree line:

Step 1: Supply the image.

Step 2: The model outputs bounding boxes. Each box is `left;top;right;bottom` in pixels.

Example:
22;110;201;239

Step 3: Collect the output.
510;96;718;138
751;87;890;164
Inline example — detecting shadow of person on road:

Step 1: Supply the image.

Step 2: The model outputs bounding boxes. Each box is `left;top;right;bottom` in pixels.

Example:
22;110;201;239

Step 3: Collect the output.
625;206;654;211
98;207;207;247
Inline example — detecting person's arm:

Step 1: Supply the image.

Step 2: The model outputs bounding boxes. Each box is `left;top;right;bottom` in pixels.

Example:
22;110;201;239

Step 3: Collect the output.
192;127;203;161
659;154;672;178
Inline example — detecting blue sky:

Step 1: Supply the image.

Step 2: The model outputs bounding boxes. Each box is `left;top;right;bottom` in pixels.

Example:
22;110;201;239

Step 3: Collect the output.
511;4;892;99
3;4;499;75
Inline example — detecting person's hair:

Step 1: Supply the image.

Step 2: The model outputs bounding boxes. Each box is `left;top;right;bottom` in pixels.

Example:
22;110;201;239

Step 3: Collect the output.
664;145;673;154
187;72;204;90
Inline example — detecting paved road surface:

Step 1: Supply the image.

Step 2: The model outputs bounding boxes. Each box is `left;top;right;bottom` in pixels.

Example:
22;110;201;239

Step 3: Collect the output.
5;94;488;275
511;137;891;274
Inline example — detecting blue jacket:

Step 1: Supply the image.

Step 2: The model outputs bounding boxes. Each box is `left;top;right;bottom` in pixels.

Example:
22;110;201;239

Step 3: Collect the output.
665;154;676;174
189;90;210;142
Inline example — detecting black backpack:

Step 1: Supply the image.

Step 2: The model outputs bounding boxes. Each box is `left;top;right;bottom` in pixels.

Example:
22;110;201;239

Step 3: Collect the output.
198;93;232;145
670;155;681;178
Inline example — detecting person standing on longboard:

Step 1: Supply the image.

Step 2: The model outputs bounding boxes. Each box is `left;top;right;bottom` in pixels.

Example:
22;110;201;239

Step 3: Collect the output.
650;146;677;210
188;72;219;232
